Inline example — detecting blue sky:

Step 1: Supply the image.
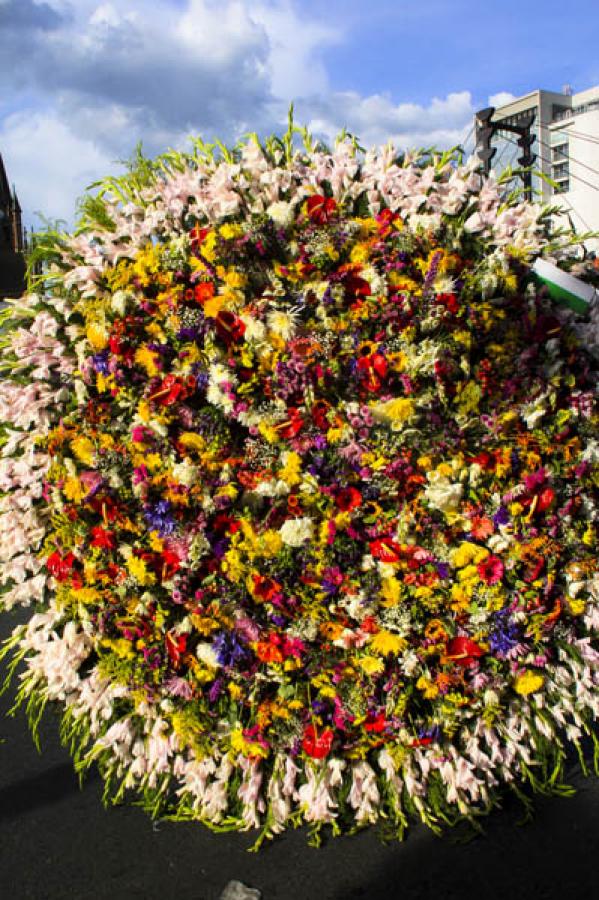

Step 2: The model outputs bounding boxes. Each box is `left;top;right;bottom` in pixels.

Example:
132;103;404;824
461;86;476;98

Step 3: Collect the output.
1;0;598;228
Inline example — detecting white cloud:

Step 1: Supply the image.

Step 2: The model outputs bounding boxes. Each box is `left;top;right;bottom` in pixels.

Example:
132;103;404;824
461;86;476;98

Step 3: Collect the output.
0;110;112;226
298;90;475;150
0;1;481;227
488;91;517;109
250;1;341;99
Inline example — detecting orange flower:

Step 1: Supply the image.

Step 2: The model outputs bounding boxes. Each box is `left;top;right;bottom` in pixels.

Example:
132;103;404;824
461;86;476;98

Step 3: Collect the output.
255;641;284;664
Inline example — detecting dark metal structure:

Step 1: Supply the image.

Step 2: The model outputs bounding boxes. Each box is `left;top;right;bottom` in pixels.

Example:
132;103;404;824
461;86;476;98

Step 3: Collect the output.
474;107;537;199
0;152;26;299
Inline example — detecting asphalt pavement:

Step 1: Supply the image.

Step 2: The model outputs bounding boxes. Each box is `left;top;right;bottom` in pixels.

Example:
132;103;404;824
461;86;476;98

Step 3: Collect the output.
1;606;598;900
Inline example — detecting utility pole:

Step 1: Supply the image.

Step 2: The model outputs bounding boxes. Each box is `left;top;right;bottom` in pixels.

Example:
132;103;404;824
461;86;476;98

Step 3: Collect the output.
474;107;537;200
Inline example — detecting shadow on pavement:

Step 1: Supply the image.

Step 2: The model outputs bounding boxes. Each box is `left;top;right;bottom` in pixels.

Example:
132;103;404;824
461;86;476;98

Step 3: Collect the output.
0;762;99;821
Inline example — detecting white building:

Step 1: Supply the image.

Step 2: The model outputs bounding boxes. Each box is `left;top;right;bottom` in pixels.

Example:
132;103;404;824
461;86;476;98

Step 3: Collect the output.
476;86;599;251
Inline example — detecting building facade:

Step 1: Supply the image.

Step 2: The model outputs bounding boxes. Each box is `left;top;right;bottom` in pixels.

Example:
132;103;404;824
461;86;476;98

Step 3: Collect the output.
475;87;599;251
0;152;27;298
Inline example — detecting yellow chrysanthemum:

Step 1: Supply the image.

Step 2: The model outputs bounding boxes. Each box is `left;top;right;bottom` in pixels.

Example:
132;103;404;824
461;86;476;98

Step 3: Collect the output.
451;541;489;569
230;728;269;759
279;451;302;486
86;323;109;351
514;670;545;695
370;397;415;427
71;436;95;466
380;577;402;607
126;556;155;586
416;675;439;699
219;223;244;240
63;476;86;503
134;345;161;377
356;655;385;676
369;631;407;656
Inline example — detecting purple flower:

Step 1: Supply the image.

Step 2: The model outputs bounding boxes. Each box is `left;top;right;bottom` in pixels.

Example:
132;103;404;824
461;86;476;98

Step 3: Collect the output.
493;505;509;527
208;678;224;702
92;351;110;374
489;610;521;656
144;500;177;536
213;632;249;668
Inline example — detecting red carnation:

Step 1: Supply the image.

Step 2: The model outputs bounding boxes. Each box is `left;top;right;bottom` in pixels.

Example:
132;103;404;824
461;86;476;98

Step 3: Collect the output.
302;724;334;759
536;487;556;513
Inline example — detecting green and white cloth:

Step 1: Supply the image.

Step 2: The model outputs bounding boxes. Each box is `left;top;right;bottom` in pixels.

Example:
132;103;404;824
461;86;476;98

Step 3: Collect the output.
532;258;596;314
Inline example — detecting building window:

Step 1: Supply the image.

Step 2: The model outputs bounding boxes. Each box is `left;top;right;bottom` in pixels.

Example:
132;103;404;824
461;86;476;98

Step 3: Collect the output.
552;144;568;162
552;162;569;180
552;179;570;194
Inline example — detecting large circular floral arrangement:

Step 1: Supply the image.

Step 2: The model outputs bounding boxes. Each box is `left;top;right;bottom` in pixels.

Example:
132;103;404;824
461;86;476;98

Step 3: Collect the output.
1;124;598;845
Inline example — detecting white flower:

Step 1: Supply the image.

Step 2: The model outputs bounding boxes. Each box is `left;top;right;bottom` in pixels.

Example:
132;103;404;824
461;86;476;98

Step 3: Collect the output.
171;460;198;486
423;472;463;512
266;200;295;228
267;308;299;340
196;642;219;668
111;290;130;316
74;379;88;406
521;398;547;429
279;516;314;547
239;314;266;343
255;478;290;497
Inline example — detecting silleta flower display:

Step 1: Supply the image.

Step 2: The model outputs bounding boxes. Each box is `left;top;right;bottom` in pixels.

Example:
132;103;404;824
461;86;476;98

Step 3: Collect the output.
1;125;598;845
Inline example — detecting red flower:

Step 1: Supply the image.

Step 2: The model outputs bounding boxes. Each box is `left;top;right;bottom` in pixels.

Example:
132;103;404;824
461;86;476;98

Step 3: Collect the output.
252;574;281;602
255;639;284;664
357;352;387;392
336;487;362;512
344;274;372;300
215;310;246;344
536;487;555;513
444;636;485;667
523;555;545;583
160;550;181;580
89;495;120;524
273;407;304;439
306;194;337;224
46;550;77;582
477;555;504;585
109;334;122;355
411;736;435;747
302;724;334;759
90;526;116;551
194;281;215;304
311;400;331;431
375;208;399;237
150;374;195;406
436;292;459;314
369;537;402;563
189;225;211;249
166;631;187;668
364;712;387;733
